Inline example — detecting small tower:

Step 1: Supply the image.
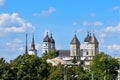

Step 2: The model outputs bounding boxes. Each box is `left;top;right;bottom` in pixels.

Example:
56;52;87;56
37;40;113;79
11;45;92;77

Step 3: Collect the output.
89;33;99;56
83;32;91;56
25;33;28;54
42;32;51;53
50;33;56;51
70;34;80;60
83;32;99;57
28;34;37;56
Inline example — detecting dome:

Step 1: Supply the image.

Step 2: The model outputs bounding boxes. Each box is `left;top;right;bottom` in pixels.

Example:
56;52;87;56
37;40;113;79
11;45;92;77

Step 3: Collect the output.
50;34;55;43
84;32;91;42
90;34;98;44
43;32;50;42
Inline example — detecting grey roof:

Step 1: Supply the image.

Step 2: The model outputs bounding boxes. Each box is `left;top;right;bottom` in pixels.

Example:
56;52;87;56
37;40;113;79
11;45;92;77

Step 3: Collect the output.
58;50;70;57
70;34;80;45
29;34;37;51
50;34;55;43
84;32;98;44
43;32;50;42
84;32;91;42
90;34;98;44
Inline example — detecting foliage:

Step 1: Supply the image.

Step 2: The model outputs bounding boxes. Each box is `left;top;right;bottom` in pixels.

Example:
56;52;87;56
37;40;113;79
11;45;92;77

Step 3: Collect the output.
42;50;57;61
90;52;118;80
0;52;118;80
0;58;10;79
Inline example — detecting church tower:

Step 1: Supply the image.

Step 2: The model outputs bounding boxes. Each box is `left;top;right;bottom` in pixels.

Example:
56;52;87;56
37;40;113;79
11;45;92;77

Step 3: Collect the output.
89;33;99;56
70;34;80;60
28;34;37;55
25;33;28;54
83;32;99;57
42;32;56;53
42;32;51;53
50;33;56;51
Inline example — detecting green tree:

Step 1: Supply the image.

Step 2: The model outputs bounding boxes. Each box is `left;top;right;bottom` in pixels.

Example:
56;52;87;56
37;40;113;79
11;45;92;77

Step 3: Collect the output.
48;64;63;80
10;54;41;79
0;58;10;79
42;51;57;60
90;52;118;80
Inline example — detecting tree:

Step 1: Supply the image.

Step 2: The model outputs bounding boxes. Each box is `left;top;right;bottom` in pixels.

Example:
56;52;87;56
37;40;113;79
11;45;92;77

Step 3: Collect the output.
90;52;118;80
42;51;57;61
0;58;10;79
48;64;63;80
10;54;41;79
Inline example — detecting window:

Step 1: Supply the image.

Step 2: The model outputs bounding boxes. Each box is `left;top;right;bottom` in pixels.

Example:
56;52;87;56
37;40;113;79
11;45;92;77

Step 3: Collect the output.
45;50;47;53
86;52;88;55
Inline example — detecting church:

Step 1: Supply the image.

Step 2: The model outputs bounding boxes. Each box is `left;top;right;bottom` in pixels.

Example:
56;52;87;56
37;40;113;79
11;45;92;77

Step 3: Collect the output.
24;31;99;66
43;32;99;66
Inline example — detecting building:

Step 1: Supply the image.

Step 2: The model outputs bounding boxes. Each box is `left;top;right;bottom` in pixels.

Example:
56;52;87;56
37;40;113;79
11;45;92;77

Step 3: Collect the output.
45;32;99;66
42;32;56;53
24;33;37;56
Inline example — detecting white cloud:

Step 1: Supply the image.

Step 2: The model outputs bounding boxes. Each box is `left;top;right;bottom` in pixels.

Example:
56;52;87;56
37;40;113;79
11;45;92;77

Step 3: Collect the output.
19;47;24;52
112;6;120;11
0;13;34;35
35;43;41;50
107;44;120;52
104;24;120;32
5;38;23;51
83;21;103;26
75;29;82;33
99;33;106;44
99;33;106;38
34;7;56;16
72;22;77;26
0;0;5;7
89;13;96;17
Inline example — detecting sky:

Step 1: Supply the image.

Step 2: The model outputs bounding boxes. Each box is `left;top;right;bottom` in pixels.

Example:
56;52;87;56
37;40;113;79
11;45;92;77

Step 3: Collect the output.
0;0;120;62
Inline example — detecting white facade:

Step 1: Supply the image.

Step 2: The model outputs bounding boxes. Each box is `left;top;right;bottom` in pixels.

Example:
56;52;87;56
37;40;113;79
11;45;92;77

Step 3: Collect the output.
45;32;99;66
42;42;51;53
29;50;37;55
42;32;56;54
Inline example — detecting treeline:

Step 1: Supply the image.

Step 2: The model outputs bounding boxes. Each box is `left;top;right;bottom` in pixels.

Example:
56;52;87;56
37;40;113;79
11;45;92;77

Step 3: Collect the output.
0;51;119;80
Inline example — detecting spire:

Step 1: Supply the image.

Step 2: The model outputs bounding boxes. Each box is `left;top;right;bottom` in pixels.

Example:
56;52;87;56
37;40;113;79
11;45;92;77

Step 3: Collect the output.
70;34;80;45
43;32;50;42
50;33;55;43
84;31;91;42
90;33;99;44
87;31;89;36
25;33;28;54
29;34;36;51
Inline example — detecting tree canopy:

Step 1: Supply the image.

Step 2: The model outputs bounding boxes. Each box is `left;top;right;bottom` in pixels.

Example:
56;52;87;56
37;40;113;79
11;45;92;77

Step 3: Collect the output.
0;51;119;80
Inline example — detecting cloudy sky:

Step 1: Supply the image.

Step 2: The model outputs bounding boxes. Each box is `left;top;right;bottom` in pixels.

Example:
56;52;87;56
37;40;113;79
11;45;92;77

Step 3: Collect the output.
0;0;120;61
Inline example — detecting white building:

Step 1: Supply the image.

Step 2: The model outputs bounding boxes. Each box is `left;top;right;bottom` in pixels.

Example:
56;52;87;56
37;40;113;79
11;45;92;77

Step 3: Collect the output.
28;34;37;56
24;34;37;56
43;32;99;66
42;32;56;53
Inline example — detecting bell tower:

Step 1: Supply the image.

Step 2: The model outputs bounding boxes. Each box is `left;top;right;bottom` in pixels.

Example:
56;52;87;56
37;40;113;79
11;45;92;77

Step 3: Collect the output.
28;34;37;55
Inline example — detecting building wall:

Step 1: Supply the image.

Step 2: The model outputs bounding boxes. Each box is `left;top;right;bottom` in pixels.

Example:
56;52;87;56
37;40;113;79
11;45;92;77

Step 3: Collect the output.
70;44;80;57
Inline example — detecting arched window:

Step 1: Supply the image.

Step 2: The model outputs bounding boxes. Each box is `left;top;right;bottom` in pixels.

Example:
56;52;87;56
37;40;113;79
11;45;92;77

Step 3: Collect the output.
86;52;88;55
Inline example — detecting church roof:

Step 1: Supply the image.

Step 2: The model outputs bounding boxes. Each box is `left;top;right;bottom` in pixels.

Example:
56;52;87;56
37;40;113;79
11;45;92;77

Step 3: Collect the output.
90;34;98;44
84;32;91;42
29;34;37;51
57;50;70;57
70;34;80;45
50;34;55;43
43;32;50;42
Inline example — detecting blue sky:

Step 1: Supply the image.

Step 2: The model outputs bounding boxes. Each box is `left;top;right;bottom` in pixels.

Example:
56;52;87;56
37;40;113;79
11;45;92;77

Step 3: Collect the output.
0;0;120;61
